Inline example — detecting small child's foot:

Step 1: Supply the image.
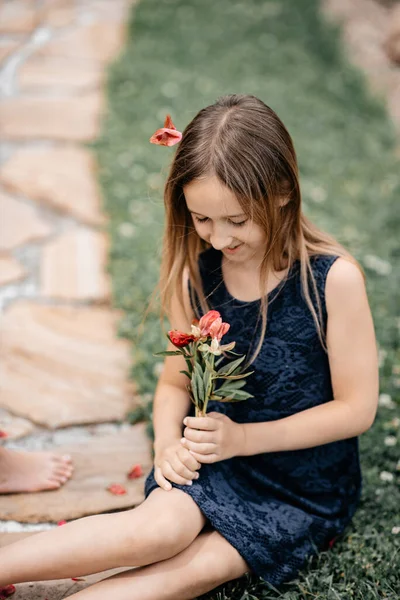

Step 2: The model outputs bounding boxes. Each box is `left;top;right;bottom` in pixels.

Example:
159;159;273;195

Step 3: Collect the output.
0;447;74;493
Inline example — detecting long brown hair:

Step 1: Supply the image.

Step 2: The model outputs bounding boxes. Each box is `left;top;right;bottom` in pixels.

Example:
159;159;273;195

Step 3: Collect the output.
143;94;363;366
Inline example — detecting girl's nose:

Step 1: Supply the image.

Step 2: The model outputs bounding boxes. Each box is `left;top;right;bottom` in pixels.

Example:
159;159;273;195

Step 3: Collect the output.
209;236;234;250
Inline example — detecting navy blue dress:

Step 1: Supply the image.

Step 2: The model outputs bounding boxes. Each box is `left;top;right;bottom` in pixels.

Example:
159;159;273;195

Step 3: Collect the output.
144;246;362;586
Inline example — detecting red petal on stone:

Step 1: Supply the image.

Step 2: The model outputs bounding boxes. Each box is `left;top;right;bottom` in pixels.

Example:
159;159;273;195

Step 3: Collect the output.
57;520;67;526
71;577;85;582
0;584;16;598
107;483;127;495
0;431;8;438
127;464;143;479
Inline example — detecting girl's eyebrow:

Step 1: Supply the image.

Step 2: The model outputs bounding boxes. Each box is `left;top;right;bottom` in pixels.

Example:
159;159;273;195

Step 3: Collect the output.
188;210;246;218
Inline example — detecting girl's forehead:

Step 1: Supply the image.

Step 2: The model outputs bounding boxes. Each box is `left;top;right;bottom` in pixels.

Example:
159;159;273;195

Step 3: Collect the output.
183;175;244;216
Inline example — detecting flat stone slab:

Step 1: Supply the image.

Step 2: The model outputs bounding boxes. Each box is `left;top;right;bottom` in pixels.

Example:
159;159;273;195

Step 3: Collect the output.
0;0;38;34
38;22;126;63
0;410;34;440
0;40;20;63
19;54;104;90
0;191;52;252
41;228;110;301
0;256;27;286
0;425;152;523
0;94;103;141
0;146;107;227
0;301;137;428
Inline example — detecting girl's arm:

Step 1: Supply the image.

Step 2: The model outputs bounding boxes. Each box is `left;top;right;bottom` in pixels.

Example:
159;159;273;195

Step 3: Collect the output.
240;258;379;456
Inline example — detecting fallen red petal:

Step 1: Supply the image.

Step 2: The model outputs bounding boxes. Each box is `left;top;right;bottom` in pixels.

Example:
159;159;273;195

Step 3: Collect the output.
0;584;16;598
127;464;144;479
107;483;127;495
57;520;67;526
0;431;8;438
71;577;85;582
328;537;337;549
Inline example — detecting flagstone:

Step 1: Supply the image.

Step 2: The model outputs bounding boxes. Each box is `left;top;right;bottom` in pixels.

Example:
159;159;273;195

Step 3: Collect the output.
0;146;107;227
0;256;27;286
0;410;34;440
0;0;38;34
0;94;103;141
18;55;103;90
41;228;110;301
0;41;20;63
0;191;52;252
0;301;137;428
0;426;152;522
41;0;75;29
38;23;126;63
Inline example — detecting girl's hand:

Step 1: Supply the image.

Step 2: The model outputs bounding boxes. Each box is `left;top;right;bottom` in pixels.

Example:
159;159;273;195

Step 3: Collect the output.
181;412;246;463
154;440;202;491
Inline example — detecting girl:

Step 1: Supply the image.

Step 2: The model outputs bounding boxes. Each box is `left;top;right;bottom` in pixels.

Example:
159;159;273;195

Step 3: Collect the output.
0;94;378;599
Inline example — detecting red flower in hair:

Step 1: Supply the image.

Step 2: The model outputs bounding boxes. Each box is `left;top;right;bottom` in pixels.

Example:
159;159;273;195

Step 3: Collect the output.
149;114;182;146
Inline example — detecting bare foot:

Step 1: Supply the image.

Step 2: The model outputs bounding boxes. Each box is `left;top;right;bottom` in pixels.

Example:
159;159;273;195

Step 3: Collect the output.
0;447;74;494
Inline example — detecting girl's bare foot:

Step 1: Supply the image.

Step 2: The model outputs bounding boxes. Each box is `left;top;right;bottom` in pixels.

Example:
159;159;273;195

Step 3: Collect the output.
0;447;74;493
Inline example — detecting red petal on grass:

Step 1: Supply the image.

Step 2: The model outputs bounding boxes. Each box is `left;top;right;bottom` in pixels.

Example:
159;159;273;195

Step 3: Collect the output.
107;483;127;495
0;431;8;438
127;464;143;479
0;584;16;598
328;537;337;549
57;520;67;526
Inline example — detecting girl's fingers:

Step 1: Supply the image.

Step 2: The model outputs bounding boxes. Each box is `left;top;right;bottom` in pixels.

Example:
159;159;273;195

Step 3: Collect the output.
154;466;172;491
182;440;216;454
161;461;194;487
179;447;202;471
170;455;198;482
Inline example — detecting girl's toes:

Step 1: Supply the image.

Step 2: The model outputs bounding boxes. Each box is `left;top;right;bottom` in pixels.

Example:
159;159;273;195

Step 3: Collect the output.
45;479;62;490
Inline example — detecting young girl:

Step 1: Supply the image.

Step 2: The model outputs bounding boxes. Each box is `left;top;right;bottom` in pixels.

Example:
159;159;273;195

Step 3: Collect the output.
0;94;379;599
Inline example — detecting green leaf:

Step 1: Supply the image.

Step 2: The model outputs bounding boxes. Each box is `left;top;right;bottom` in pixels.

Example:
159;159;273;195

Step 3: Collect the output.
193;363;205;400
215;379;247;392
179;370;191;379
217;355;246;376
217;370;254;380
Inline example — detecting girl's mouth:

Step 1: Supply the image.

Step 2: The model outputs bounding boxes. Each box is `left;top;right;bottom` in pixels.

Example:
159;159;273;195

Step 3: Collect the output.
224;243;244;254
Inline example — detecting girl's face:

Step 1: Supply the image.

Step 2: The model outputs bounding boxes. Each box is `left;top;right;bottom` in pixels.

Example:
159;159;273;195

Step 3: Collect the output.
184;175;267;268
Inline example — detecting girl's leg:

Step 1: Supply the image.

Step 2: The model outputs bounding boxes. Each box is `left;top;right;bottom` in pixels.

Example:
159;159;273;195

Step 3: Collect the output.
57;527;251;600
0;488;207;587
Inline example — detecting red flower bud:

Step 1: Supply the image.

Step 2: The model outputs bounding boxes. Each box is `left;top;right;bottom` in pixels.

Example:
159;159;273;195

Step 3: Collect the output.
198;310;221;337
168;330;196;347
209;317;230;341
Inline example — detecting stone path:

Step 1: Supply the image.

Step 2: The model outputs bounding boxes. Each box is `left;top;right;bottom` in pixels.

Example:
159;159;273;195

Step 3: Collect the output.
322;0;400;140
0;1;152;597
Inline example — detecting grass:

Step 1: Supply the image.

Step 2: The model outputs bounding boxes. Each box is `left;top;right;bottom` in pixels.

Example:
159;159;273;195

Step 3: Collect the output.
92;0;400;597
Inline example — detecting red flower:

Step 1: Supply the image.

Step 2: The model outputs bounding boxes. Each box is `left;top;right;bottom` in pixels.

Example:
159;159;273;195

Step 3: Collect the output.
107;484;127;495
149;115;182;147
198;310;221;337
168;330;196;348
0;431;8;438
57;520;67;526
0;585;16;598
209;317;230;341
127;464;143;479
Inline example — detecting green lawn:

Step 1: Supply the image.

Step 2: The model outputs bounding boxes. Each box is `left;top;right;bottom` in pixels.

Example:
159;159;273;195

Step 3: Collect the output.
92;0;400;597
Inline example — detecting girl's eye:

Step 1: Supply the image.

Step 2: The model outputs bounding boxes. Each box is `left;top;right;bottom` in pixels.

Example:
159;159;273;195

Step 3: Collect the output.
194;217;247;227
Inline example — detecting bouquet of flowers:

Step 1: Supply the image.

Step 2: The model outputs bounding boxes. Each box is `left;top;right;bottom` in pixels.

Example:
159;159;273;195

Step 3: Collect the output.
154;310;254;417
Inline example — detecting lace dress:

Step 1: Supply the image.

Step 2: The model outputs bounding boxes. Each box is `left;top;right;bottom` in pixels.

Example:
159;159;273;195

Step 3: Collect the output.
144;246;362;585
